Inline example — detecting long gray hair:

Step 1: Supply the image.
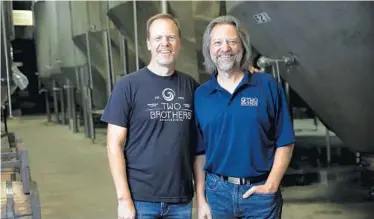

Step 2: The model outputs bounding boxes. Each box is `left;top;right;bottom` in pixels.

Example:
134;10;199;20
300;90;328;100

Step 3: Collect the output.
202;15;252;74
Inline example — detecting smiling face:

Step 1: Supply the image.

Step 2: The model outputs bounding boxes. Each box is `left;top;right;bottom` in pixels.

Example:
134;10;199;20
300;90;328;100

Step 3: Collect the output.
147;18;181;67
209;24;243;73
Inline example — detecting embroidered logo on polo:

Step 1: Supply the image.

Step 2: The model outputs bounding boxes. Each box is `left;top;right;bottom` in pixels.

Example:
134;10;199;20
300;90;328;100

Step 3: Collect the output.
241;97;258;107
146;88;192;122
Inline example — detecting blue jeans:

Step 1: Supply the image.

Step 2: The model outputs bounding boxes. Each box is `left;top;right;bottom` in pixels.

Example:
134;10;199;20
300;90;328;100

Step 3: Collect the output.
134;200;192;219
205;173;283;219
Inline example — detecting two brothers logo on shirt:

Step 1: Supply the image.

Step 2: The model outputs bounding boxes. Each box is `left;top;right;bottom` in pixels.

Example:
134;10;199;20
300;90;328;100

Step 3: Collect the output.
146;88;192;122
241;97;259;107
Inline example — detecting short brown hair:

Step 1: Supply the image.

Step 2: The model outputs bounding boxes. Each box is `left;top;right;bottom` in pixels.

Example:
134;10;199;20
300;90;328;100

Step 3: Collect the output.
146;13;181;39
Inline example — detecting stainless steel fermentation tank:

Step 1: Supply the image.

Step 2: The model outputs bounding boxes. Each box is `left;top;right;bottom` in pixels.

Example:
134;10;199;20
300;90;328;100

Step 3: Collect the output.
227;1;374;153
1;1;15;106
32;1;374;153
107;1;199;81
33;1;121;110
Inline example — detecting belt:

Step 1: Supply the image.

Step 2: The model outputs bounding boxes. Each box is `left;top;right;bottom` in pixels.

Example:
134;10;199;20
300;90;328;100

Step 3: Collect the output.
214;173;268;185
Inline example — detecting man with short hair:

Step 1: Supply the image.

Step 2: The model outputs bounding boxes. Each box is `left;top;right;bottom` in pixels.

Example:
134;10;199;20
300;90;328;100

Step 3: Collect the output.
101;13;198;219
194;15;295;219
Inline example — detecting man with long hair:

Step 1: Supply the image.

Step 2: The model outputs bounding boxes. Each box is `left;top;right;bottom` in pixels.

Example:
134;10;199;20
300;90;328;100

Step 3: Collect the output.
194;15;295;219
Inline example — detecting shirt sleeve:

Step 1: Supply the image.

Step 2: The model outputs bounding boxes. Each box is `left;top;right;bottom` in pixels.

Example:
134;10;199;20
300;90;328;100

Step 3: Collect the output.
100;79;132;128
274;82;296;148
192;79;205;155
195;124;206;155
194;95;206;155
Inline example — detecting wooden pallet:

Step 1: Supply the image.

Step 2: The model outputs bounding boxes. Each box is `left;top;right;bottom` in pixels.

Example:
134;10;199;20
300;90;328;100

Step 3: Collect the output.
1;141;31;194
1;167;17;181
1;181;32;218
1;132;41;219
0;180;41;219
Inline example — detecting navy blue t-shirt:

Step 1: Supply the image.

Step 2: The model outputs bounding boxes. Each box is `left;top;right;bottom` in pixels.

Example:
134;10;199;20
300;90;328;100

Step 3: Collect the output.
101;67;199;203
194;72;295;177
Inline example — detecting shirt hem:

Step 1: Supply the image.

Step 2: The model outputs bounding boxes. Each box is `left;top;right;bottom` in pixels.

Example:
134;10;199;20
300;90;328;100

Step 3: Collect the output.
276;140;295;148
132;195;193;204
195;151;206;156
100;117;128;128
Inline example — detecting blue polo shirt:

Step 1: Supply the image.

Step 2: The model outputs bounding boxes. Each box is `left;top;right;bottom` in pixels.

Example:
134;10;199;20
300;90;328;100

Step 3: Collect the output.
194;71;295;177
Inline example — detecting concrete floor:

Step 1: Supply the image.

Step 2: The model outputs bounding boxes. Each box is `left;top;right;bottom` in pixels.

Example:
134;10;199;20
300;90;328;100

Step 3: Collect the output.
4;116;374;219
6;116;117;219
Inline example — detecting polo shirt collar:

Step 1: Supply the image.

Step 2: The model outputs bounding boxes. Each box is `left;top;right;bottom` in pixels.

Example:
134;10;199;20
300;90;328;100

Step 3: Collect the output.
207;70;258;94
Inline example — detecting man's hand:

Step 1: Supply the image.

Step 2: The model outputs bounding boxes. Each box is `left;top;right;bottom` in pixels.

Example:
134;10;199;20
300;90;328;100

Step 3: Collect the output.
242;183;278;198
117;199;136;219
197;199;212;219
249;65;262;74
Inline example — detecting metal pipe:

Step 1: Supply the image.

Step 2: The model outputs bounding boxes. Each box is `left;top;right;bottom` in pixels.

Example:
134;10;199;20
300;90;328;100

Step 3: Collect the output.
45;90;51;122
87;93;94;140
106;1;114;88
120;32;127;75
52;80;59;123
326;128;331;165
85;29;95;139
86;66;95;140
271;65;276;79
161;0;168;13
85;32;93;89
71;83;78;133
275;61;281;83
65;79;72;129
35;72;41;92
79;67;89;137
60;85;65;125
107;30;114;91
103;31;112;97
75;66;80;90
73;67;80;132
124;39;129;75
133;0;139;70
2;4;12;117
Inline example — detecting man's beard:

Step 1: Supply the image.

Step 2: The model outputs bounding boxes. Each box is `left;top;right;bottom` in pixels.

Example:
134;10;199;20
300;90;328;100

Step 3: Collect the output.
213;52;242;72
